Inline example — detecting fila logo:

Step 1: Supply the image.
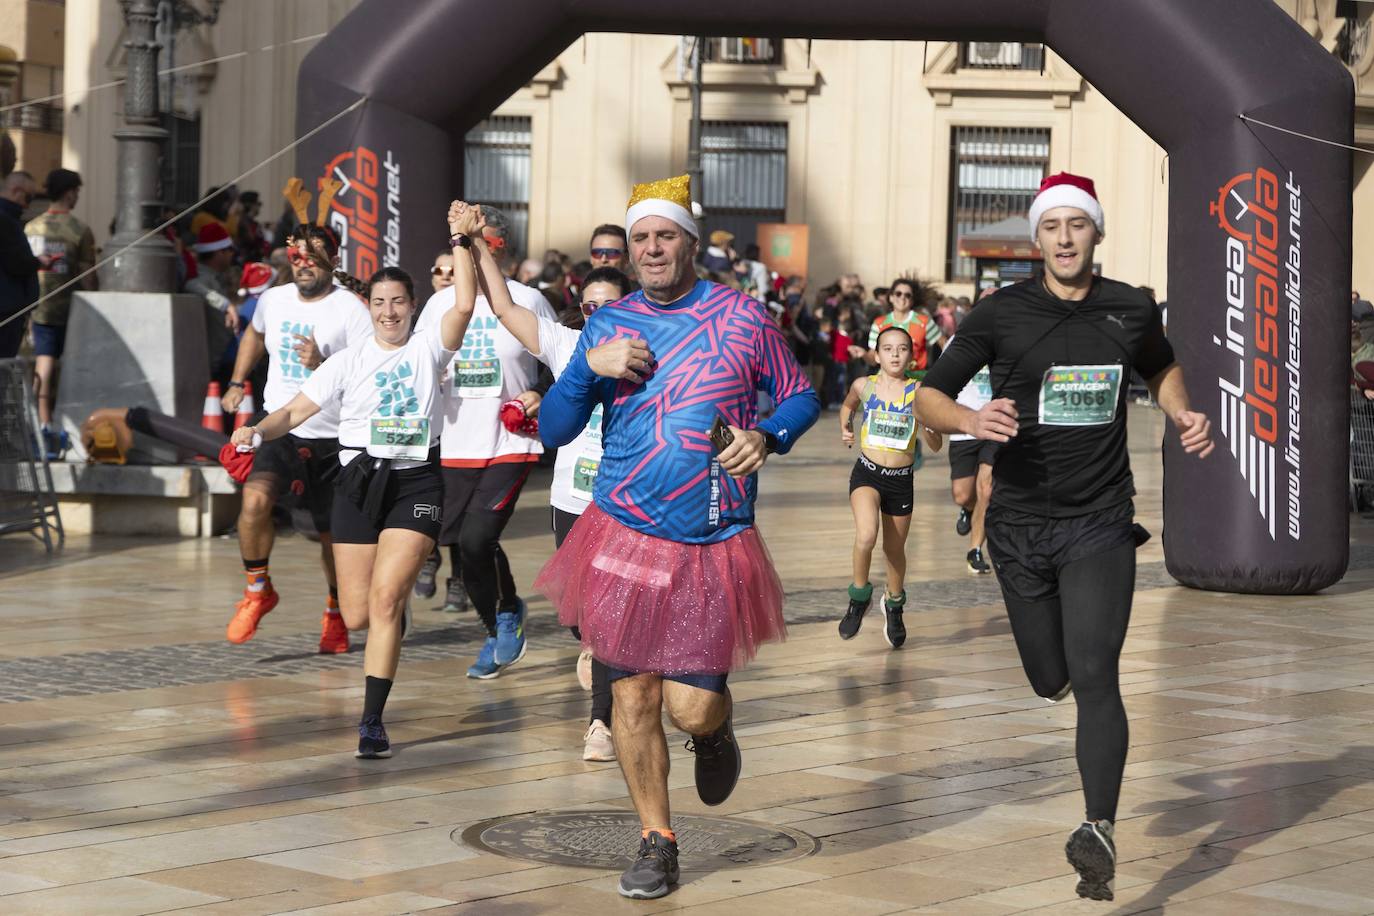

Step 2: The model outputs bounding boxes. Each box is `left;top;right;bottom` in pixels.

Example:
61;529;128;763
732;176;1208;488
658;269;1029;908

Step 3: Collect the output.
413;504;440;521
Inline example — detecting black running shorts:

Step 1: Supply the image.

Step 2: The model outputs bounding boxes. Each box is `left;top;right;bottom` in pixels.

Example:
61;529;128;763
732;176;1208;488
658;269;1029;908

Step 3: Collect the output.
948;439;1000;481
984;500;1136;603
849;454;915;517
248;433;340;532
330;461;444;545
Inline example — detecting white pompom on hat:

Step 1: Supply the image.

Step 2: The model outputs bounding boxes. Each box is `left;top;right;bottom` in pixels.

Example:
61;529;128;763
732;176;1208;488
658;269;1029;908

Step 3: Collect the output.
1028;172;1105;241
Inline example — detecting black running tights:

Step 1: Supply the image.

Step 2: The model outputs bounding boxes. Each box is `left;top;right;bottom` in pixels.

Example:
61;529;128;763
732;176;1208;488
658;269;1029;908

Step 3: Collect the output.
1004;541;1135;822
554;506;612;725
457;515;519;636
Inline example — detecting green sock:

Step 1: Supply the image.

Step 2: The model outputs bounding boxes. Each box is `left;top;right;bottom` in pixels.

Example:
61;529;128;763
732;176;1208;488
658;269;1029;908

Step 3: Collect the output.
885;590;907;607
848;582;873;602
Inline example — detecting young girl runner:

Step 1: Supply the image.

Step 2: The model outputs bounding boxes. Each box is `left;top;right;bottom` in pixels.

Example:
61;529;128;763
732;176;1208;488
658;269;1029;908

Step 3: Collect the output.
838;326;941;649
230;200;483;758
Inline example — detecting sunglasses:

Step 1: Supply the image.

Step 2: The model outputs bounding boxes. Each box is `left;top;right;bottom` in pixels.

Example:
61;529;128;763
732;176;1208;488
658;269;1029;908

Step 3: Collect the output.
591;248;624;259
890;290;913;299
430;266;454;279
287;249;313;267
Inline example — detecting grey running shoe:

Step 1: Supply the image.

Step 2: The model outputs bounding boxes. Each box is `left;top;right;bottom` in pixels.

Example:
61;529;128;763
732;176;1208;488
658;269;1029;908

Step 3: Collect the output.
956;506;972;536
882;591;907;649
617;830;680;899
967;547;992;575
441;576;470;613
414;548;440;599
1066;820;1116;901
686;708;741;806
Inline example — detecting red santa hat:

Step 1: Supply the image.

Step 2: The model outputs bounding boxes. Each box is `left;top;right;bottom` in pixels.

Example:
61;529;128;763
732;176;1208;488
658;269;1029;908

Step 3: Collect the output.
237;262;274;297
1028;172;1105;241
193;222;234;254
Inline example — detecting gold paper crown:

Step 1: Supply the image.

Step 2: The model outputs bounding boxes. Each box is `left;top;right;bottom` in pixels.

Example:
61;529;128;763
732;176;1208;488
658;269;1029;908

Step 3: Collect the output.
627;173;692;210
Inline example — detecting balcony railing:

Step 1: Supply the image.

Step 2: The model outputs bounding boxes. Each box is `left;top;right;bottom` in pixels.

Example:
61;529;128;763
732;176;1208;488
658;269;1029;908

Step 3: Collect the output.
0;102;63;134
959;42;1045;71
702;37;782;66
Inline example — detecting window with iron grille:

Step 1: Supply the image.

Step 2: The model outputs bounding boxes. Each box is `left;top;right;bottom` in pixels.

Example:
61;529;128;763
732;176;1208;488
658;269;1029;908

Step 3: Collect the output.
464;116;532;258
701;37;782;66
701;121;787;250
959;42;1045;71
946;126;1050;281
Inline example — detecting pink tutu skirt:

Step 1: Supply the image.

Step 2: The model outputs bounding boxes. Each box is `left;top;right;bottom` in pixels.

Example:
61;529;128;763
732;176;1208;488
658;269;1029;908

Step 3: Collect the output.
534;504;786;675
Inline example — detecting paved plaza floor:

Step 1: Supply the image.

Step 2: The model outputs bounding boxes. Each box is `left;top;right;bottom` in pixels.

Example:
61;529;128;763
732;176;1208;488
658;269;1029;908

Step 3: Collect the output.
3;407;1374;914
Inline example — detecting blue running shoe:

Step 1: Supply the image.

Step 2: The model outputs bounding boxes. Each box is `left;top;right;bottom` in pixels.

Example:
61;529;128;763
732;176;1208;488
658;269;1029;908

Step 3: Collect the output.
466;636;501;679
494;598;527;667
355;716;391;759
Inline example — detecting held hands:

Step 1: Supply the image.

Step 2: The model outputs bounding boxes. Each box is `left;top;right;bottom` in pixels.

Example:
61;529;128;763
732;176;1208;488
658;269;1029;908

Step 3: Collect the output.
969;398;1019;442
1173;409;1214;458
293;333;323;370
717;426;767;478
447;199;481;239
586;338;654;383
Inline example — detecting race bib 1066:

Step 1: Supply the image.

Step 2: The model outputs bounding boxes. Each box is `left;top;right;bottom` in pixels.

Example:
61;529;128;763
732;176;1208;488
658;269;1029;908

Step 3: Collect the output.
1038;364;1122;427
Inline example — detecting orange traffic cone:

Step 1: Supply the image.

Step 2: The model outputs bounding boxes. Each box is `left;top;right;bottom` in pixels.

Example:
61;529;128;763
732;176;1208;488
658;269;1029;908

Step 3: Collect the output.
202;381;224;434
234;381;255;430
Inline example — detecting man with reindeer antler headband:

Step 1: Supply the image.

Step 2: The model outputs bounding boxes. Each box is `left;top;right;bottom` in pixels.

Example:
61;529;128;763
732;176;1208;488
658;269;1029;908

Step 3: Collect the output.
219;179;372;654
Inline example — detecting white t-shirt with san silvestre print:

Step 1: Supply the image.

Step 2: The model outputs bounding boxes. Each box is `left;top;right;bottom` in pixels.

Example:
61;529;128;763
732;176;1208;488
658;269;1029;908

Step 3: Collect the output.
299;327;454;470
414;278;558;465
534;317;604;515
949;332;993;443
251;284;373;439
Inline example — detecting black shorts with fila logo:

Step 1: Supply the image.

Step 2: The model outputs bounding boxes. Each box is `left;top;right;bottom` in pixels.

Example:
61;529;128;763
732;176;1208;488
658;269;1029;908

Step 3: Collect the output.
331;460;444;544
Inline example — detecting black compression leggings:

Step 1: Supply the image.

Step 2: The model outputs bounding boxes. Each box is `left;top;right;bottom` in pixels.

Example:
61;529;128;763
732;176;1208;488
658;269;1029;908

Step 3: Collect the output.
554;506;612;725
1004;541;1135;822
456;521;519;636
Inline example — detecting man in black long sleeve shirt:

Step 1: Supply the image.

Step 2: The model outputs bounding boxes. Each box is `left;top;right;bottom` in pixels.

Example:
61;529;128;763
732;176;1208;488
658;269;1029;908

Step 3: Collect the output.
917;173;1213;902
0;171;41;358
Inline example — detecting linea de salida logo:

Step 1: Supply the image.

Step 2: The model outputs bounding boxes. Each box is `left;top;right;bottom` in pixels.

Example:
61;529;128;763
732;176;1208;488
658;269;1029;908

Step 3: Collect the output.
1208;166;1304;540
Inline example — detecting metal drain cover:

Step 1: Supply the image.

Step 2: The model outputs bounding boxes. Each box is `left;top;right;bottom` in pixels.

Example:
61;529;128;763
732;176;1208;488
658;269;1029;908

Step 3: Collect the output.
458;809;819;870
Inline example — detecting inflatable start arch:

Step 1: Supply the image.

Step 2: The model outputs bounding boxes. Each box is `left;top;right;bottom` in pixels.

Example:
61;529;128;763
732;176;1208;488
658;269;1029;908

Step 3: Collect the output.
296;0;1354;595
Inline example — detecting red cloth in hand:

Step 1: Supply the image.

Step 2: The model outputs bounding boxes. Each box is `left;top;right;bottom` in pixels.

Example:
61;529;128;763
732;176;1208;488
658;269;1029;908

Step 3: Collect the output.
500;399;540;437
218;442;255;484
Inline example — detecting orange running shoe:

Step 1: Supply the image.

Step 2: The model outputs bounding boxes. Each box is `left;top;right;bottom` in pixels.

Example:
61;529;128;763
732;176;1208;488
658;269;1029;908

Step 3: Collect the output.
319;612;350;654
227;586;278;644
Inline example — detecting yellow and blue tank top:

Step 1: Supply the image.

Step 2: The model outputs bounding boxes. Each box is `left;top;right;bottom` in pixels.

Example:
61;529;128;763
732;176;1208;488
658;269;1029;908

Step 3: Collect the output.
859;374;919;457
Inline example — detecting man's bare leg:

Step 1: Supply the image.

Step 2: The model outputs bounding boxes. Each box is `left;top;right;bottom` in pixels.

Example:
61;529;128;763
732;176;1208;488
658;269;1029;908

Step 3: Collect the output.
611;673;670;830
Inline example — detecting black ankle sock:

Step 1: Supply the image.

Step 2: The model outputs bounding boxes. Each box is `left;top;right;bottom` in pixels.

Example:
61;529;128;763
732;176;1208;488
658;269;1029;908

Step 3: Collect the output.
329;585;338;602
363;675;393;722
243;557;269;571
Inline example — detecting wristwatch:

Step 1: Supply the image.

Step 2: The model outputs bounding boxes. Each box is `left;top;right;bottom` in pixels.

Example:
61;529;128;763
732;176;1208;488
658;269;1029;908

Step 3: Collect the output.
761;430;780;454
227;380;244;389
449;233;472;249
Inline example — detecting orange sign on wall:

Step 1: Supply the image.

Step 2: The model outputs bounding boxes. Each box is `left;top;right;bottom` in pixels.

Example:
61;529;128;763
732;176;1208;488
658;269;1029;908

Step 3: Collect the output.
756;223;809;280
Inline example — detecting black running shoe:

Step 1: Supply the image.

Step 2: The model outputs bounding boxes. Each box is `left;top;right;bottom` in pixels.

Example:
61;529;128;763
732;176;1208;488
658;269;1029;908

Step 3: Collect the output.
441;576;470;613
414;548;440;599
956;507;972;536
686;707;741;806
967;547;991;575
839;590;872;640
617;831;680;899
355;716;391;759
882;592;907;649
1066;820;1116;901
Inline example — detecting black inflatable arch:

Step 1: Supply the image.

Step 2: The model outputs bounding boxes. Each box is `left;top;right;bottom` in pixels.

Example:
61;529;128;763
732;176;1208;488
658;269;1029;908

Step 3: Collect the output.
297;0;1353;595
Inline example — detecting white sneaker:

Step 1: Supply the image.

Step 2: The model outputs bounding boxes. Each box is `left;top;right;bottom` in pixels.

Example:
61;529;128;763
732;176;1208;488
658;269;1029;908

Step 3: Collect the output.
582;719;616;762
576;650;594;692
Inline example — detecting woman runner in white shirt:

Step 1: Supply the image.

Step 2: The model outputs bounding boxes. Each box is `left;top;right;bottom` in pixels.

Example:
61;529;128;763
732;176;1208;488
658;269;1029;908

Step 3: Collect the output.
230;201;484;759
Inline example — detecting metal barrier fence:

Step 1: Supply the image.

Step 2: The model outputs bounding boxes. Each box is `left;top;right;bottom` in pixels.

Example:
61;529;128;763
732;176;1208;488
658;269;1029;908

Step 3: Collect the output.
1351;388;1374;512
0;358;63;551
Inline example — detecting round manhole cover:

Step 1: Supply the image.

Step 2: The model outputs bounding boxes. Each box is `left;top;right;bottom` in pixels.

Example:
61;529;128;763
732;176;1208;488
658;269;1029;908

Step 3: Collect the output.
457;809;819;870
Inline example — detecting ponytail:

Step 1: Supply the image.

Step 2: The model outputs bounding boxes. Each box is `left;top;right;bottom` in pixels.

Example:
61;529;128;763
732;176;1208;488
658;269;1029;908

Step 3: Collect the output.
333;269;367;298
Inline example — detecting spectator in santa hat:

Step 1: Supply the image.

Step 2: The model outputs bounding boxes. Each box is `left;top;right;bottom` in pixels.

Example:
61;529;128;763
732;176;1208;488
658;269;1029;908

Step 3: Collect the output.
187;223;239;330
